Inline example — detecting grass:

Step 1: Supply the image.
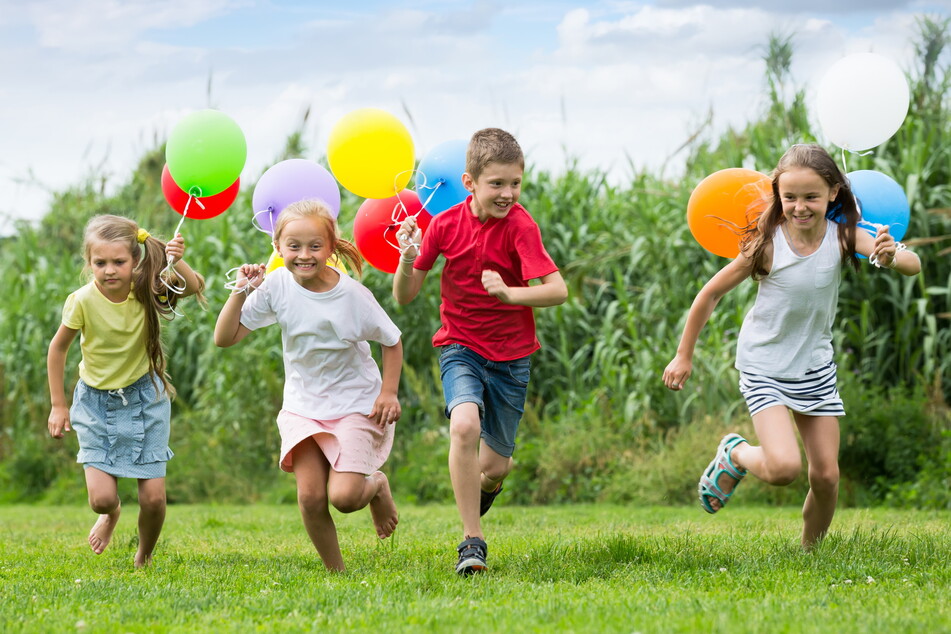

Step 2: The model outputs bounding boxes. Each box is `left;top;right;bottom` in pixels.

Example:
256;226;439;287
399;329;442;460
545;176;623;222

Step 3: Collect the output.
1;504;948;633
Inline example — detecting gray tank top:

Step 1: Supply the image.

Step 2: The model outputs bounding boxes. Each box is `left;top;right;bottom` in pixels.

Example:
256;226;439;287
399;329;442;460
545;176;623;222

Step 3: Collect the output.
735;221;841;378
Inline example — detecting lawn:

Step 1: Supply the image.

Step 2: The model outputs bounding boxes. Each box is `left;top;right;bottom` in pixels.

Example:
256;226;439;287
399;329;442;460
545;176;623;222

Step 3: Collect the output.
1;503;948;633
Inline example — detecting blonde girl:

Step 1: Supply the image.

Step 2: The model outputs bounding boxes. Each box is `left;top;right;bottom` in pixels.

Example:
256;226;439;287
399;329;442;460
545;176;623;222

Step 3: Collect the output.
663;144;921;550
47;214;204;567
214;199;402;572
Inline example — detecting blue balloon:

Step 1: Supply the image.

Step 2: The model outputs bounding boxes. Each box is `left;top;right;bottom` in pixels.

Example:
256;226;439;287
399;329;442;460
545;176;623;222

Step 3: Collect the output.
416;140;469;215
847;170;910;241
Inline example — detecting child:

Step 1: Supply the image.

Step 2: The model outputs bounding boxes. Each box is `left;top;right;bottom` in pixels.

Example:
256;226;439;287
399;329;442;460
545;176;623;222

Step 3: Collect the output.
663;144;921;550
214;199;402;572
47;214;205;567
394;128;568;574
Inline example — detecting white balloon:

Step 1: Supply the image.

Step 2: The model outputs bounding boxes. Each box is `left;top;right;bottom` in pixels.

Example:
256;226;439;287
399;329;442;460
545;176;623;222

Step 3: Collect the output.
816;53;910;152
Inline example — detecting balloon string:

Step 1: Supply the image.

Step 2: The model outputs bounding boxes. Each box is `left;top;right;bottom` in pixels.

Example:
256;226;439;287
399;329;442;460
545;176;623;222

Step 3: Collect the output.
413;169;444;213
160;194;206;316
252;208;275;235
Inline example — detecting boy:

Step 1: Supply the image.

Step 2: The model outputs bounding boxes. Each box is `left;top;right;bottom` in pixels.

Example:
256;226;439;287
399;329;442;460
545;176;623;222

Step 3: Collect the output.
393;128;568;575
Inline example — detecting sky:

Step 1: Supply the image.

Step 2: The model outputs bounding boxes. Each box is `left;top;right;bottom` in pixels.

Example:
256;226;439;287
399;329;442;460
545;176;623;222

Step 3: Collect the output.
1;0;949;234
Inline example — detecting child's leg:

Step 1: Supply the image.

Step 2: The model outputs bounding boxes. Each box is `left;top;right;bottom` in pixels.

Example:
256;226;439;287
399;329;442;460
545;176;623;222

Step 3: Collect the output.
291;439;344;571
732;405;803;485
479;439;512;492
327;470;399;539
794;413;840;550
448;402;484;539
134;477;167;567
84;467;121;555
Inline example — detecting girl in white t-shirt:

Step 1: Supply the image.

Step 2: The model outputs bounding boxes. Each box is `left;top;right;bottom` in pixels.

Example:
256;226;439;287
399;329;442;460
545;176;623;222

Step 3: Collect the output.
215;199;402;571
663;144;921;550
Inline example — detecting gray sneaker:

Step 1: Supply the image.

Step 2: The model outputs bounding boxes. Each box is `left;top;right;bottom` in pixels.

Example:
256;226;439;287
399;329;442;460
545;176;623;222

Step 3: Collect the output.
455;537;487;575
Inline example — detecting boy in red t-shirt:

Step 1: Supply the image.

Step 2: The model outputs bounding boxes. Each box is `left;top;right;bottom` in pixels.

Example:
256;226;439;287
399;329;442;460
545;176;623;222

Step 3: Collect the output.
394;128;568;575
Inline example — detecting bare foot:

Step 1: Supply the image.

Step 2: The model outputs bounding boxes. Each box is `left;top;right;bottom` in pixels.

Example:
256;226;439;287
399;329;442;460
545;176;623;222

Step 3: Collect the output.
368;472;399;539
134;553;152;568
88;505;121;555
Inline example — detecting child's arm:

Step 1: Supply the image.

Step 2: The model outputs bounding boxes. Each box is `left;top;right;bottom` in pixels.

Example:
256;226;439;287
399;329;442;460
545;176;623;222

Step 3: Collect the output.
214;264;265;347
481;270;568;307
663;254;753;391
47;325;78;438
856;226;922;276
165;233;204;297
369;339;403;429
392;217;429;305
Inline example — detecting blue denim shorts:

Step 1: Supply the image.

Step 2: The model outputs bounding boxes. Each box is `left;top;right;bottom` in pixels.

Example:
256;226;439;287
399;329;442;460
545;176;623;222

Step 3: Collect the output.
438;343;531;458
70;373;174;479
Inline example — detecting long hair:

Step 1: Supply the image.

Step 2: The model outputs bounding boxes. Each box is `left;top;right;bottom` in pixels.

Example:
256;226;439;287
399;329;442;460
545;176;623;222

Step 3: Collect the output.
742;144;859;279
272;199;364;276
466;128;524;180
82;214;206;398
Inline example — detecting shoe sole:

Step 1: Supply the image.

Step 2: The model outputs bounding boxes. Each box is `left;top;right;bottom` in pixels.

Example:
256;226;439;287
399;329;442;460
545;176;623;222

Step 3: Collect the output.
455;559;487;575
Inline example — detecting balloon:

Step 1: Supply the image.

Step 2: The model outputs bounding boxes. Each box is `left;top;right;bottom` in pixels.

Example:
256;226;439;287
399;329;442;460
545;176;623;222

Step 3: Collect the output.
416;140;469;215
252;159;341;234
161;164;238;220
166;109;247;197
327;108;414;199
847;170;910;241
687;168;771;258
265;249;347;275
816;53;909;152
353;190;432;274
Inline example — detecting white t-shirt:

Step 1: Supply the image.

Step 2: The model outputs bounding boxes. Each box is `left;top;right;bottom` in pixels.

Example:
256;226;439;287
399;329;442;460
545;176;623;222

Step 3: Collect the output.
735;221;841;378
240;267;401;419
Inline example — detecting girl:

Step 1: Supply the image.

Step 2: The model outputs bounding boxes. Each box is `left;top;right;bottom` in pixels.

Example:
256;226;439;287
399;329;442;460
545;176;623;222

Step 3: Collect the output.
47;214;205;567
663;144;921;550
214;199;402;572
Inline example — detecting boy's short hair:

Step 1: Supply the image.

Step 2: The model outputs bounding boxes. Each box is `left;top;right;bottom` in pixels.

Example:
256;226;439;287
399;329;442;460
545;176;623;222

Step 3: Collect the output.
466;128;524;180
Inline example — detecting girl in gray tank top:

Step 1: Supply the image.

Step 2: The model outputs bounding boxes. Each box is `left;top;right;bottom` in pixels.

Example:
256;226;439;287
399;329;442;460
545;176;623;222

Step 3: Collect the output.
663;144;921;551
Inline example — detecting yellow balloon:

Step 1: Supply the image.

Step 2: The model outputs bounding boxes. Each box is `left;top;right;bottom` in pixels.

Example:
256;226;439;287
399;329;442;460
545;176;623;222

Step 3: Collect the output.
265;249;347;275
327;108;414;199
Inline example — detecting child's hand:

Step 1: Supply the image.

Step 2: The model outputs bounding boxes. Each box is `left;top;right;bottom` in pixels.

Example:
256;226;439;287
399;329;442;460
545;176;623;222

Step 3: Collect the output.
236;264;266;293
165;233;185;264
871;226;898;267
663;355;692;391
482;270;511;303
48;406;72;438
396;217;421;259
369;391;401;429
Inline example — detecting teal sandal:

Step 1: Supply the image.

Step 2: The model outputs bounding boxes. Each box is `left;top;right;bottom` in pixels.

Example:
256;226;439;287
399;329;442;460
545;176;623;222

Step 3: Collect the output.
698;433;748;514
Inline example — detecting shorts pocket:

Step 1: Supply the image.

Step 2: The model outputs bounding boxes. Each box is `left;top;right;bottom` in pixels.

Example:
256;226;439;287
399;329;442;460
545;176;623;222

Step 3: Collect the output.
505;358;531;387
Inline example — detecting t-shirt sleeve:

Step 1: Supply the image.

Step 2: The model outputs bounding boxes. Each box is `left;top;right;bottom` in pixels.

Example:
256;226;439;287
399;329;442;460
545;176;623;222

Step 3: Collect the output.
61;292;84;330
514;219;559;282
355;285;402;347
239;277;278;331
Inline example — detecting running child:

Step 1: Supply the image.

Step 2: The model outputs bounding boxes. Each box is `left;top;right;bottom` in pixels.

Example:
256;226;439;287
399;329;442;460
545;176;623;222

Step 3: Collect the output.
663;144;921;549
215;199;401;572
393;128;568;574
47;214;205;567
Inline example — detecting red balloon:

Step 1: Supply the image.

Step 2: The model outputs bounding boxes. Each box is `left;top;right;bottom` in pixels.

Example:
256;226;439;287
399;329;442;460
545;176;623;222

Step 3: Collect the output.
353;190;432;273
161;164;239;220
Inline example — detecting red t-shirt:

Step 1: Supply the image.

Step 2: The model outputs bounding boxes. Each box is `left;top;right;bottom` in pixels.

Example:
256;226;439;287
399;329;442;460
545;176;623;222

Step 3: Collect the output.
413;198;559;361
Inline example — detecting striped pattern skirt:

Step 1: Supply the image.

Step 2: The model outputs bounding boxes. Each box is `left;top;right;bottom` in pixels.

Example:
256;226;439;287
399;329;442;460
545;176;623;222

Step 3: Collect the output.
738;361;846;417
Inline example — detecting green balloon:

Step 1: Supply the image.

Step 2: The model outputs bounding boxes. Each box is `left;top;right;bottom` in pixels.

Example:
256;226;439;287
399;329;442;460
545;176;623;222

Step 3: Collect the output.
166;109;247;197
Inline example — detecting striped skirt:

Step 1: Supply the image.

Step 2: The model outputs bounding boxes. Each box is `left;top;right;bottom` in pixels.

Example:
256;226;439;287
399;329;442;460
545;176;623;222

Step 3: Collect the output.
738;361;846;417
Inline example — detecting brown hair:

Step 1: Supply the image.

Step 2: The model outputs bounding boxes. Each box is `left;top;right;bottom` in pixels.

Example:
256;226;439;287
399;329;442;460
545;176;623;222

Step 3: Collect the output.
742;144;859;279
272;199;364;276
465;128;525;180
82;214;206;398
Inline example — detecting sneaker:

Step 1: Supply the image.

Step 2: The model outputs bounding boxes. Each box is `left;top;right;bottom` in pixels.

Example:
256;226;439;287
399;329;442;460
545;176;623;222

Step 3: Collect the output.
480;483;503;517
455;537;488;576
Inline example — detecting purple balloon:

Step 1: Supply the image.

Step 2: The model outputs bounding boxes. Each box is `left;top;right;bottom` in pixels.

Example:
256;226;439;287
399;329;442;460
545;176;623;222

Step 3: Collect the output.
252;159;342;233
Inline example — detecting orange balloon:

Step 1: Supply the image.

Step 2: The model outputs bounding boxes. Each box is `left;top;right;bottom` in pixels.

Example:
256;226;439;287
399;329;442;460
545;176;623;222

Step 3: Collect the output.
687;168;771;258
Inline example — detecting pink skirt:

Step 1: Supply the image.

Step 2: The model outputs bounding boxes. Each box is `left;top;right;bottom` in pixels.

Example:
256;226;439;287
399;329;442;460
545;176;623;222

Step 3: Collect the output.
276;409;394;475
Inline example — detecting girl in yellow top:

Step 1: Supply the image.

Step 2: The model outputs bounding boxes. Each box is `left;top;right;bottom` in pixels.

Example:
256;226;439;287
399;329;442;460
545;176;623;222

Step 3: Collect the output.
47;214;204;567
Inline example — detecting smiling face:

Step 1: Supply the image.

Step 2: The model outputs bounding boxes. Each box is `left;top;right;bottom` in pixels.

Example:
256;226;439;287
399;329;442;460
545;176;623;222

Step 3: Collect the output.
89;239;137;302
462;161;523;221
274;216;337;289
777;167;840;233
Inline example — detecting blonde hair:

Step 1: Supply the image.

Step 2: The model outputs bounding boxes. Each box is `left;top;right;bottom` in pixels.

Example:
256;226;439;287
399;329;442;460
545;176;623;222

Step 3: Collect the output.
82;214;206;398
272;200;364;276
465;128;524;180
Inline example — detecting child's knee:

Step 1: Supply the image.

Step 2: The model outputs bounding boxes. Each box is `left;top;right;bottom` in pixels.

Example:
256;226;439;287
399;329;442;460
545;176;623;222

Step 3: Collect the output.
482;456;513;482
328;488;362;514
88;493;119;514
808;465;839;492
297;488;329;514
449;414;481;445
764;456;802;485
137;490;166;513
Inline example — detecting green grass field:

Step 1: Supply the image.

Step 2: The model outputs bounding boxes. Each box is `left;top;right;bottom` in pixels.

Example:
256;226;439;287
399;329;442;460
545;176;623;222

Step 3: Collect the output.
1;503;948;633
